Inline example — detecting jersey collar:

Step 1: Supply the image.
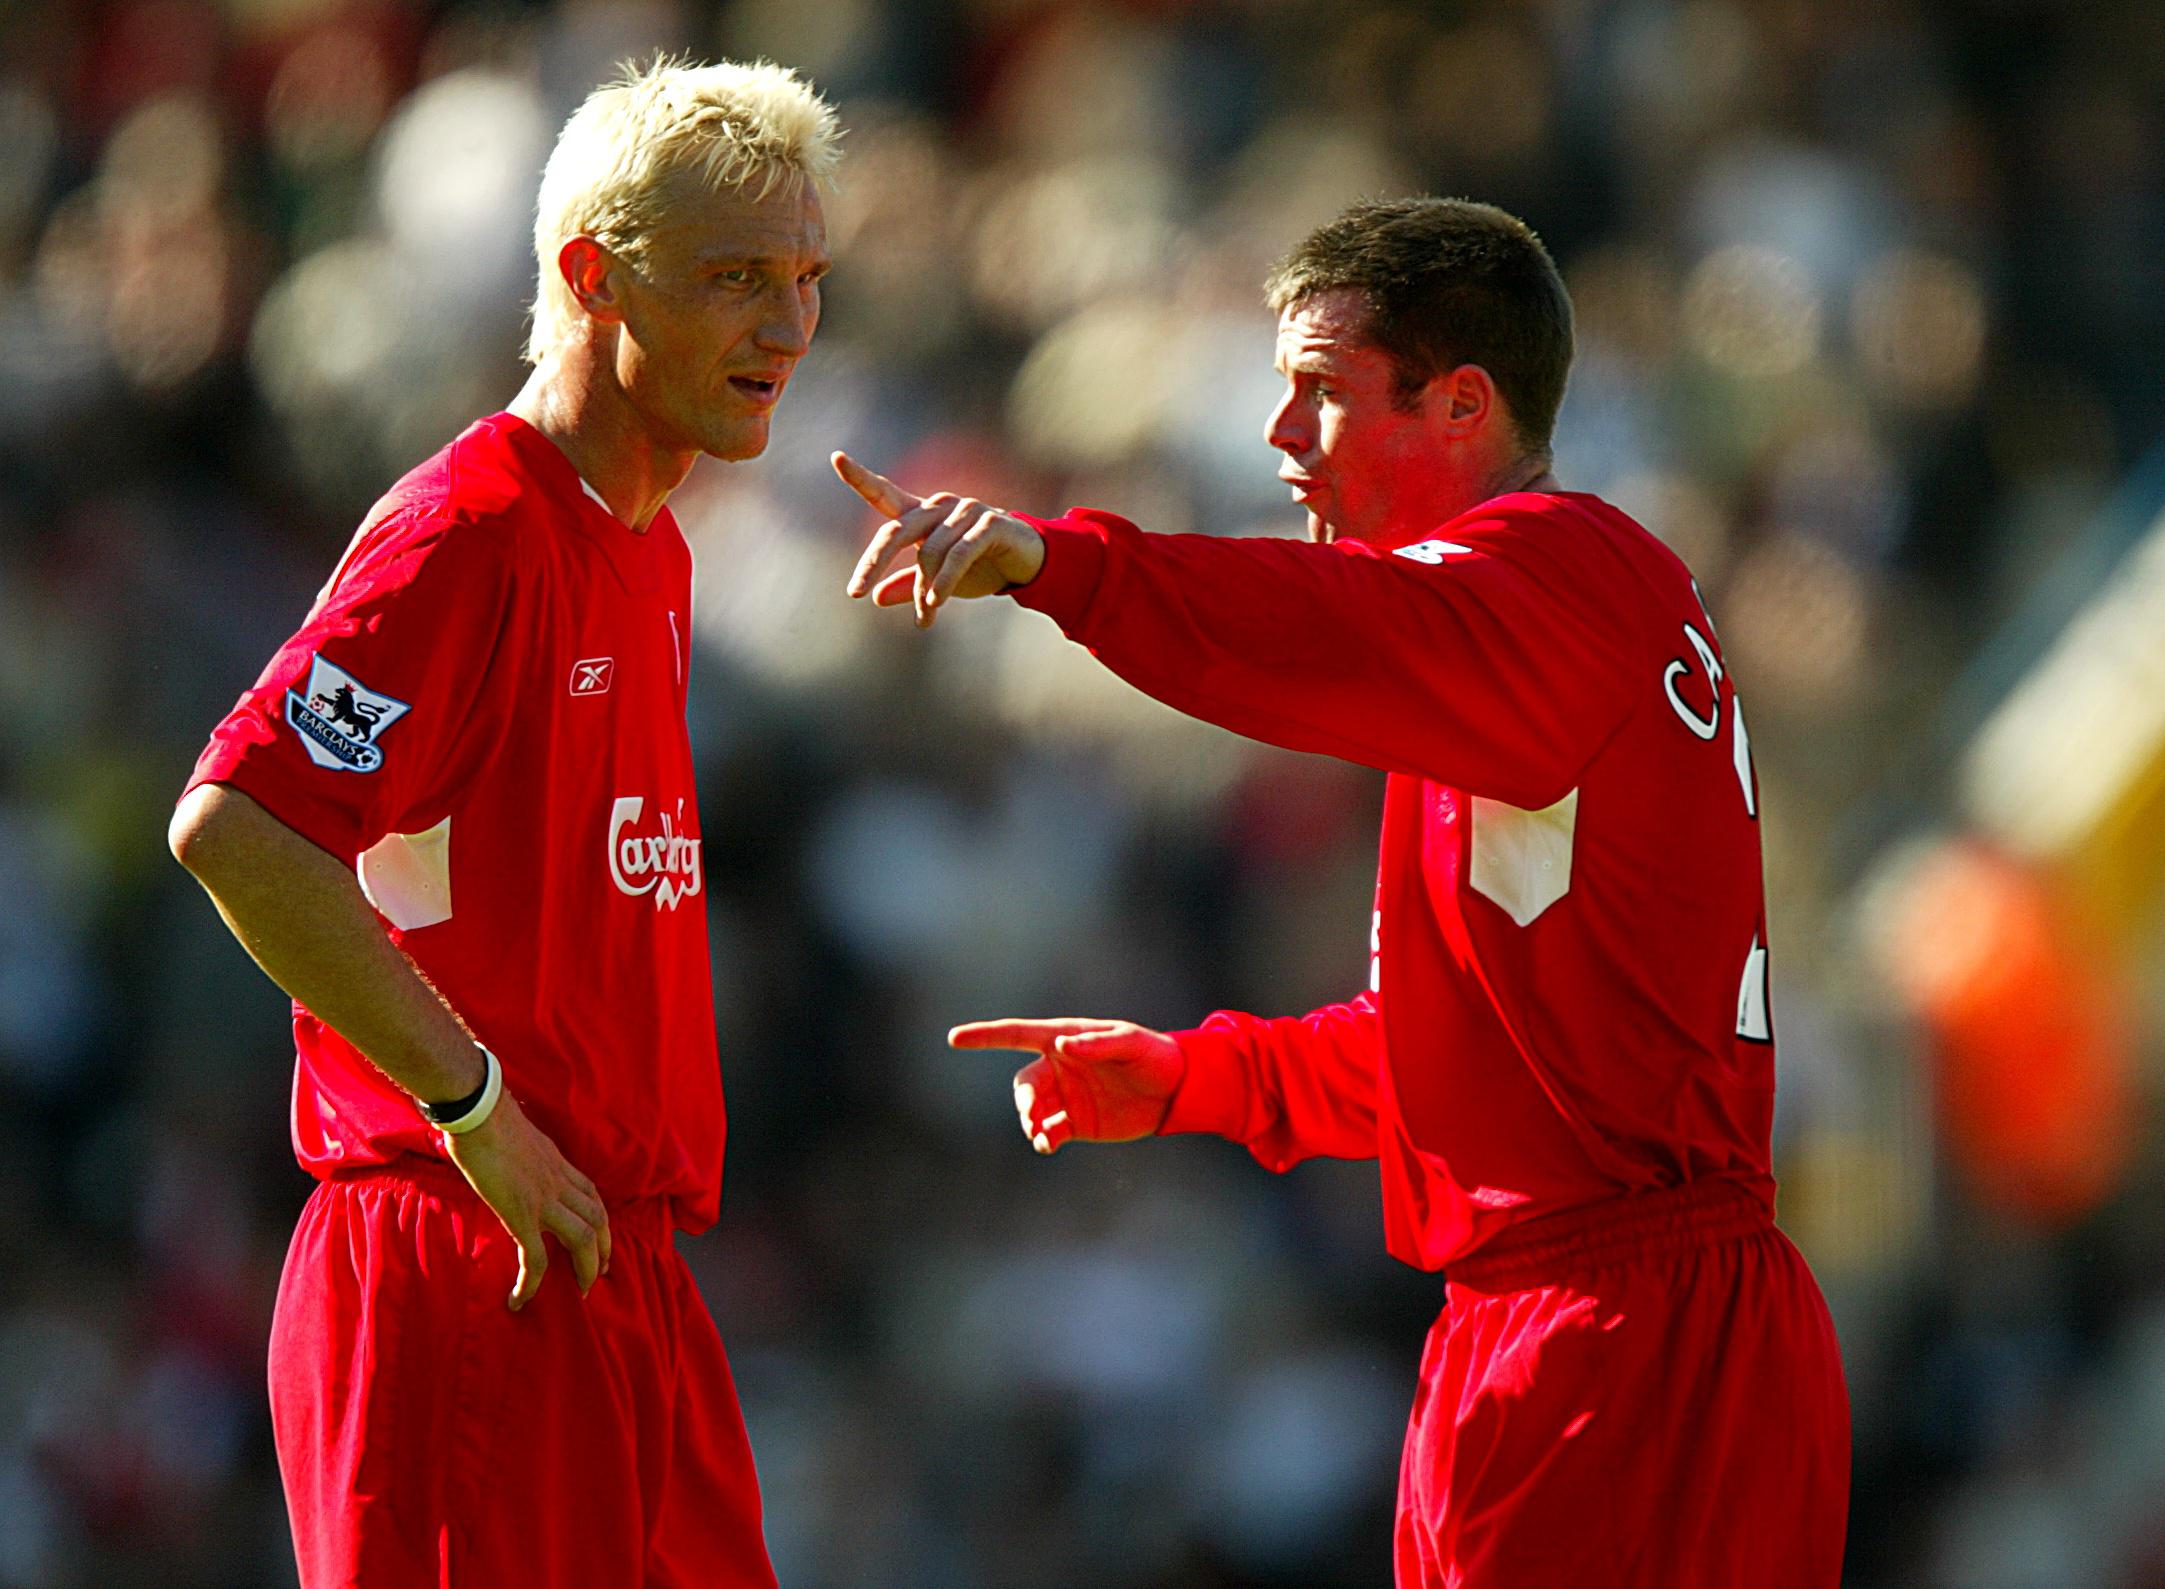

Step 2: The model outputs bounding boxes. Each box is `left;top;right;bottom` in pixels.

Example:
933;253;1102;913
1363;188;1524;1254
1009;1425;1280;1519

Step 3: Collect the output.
485;411;674;596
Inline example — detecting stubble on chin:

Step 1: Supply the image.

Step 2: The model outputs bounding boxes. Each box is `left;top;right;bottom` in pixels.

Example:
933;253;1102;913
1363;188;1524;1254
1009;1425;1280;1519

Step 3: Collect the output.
705;417;770;464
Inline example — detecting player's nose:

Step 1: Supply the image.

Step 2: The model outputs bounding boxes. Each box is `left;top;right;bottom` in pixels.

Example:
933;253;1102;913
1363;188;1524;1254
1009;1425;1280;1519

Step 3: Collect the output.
1264;387;1311;457
755;295;815;358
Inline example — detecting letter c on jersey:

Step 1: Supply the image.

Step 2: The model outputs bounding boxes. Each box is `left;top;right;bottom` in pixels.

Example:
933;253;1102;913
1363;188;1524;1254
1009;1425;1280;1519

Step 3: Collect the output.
1662;622;1723;740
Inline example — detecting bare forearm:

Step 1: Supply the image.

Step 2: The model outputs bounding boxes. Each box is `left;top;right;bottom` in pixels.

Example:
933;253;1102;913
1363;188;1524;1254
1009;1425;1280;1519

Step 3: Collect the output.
170;784;485;1103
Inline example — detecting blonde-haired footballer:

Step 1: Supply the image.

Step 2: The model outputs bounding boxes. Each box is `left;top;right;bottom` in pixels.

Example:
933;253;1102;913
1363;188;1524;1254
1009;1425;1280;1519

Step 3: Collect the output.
169;57;836;1588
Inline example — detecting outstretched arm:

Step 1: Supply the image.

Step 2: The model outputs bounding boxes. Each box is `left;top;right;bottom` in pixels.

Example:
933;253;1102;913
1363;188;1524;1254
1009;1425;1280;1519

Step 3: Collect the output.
948;1018;1183;1154
170;783;610;1309
951;992;1381;1170
1162;993;1381;1171
834;453;1635;809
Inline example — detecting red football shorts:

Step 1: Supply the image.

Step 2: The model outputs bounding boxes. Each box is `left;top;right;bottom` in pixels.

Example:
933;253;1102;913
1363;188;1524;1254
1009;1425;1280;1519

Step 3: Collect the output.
1395;1178;1850;1587
268;1158;776;1589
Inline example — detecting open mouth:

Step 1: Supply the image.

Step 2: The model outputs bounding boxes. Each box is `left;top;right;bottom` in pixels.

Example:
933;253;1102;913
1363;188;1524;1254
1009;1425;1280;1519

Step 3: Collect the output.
729;375;782;402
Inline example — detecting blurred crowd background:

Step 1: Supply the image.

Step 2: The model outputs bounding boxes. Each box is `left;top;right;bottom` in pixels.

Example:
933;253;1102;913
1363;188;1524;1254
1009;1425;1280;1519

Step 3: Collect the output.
2;0;2164;1583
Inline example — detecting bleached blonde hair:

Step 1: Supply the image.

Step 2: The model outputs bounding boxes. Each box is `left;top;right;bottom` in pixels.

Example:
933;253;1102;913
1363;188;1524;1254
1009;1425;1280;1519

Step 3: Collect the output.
525;56;842;364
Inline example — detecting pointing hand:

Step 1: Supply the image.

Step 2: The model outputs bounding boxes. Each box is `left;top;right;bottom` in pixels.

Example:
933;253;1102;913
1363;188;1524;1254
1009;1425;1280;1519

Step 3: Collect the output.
833;451;1047;628
948;1017;1184;1154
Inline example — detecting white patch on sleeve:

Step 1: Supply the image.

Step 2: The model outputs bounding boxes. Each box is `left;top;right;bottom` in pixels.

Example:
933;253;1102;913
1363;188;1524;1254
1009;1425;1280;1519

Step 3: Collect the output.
1467;789;1578;927
1393;539;1474;565
358;815;454;930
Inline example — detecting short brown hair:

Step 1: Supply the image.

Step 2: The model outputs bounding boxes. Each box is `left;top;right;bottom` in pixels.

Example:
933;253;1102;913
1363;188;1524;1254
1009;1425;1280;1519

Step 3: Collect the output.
1265;197;1574;453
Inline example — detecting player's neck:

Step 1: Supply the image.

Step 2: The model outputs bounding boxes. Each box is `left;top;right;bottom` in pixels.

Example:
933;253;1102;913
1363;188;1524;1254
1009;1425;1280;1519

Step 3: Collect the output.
1478;450;1559;504
507;360;695;533
1378;452;1560;544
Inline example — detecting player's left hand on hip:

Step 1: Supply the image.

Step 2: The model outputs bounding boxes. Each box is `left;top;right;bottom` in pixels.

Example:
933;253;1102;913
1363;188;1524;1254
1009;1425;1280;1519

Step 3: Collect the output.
832;450;1046;628
442;1089;614;1311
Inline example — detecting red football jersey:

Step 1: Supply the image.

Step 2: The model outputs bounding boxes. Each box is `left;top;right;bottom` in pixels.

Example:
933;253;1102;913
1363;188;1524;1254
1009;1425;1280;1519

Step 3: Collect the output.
1013;493;1774;1270
185;413;726;1226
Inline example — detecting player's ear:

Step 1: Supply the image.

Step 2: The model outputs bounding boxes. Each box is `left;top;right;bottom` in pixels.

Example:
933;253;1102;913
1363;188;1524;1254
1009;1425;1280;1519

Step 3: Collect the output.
560;236;625;327
1429;364;1497;439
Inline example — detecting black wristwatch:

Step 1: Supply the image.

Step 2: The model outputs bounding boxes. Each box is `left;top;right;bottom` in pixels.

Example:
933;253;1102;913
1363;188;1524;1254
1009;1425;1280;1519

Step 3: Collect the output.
419;1046;503;1134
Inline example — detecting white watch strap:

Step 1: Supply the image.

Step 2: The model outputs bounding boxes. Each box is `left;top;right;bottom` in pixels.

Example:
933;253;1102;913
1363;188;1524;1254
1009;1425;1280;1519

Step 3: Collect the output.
432;1045;504;1135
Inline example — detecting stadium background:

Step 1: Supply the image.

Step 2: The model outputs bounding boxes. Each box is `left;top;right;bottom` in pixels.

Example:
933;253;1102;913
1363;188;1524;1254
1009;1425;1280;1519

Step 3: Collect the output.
3;0;2164;1583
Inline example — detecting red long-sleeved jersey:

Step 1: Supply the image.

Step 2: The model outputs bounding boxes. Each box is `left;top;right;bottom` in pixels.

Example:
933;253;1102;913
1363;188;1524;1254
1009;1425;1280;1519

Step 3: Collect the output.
1012;493;1775;1270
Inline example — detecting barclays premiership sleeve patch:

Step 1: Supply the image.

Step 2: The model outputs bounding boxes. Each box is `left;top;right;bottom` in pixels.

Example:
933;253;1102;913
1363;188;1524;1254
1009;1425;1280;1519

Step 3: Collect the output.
284;654;411;773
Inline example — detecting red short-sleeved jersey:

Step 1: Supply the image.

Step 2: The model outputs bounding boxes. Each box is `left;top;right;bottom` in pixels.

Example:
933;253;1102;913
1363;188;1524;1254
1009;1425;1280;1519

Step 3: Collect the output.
185;413;727;1227
1012;493;1775;1270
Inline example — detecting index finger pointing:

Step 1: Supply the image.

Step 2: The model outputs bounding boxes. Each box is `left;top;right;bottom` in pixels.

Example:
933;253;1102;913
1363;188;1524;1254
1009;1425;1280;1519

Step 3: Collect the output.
832;451;917;517
949;1018;1123;1053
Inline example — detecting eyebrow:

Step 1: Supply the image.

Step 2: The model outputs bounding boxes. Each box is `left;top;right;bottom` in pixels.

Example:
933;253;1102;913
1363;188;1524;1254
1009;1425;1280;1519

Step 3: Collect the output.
1276;349;1347;375
692;251;832;271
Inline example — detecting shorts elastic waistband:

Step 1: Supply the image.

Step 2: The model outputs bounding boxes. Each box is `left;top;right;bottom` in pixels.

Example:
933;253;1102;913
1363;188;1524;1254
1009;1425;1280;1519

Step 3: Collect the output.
1446;1178;1772;1294
325;1154;681;1240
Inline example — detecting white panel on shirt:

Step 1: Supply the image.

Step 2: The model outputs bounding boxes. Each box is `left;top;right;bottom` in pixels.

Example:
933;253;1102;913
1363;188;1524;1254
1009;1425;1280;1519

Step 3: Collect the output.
358;815;454;930
1468;789;1578;927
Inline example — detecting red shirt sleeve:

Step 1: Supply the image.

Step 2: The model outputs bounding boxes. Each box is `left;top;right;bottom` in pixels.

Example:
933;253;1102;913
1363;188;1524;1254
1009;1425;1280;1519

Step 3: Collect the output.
1013;504;1640;810
182;511;518;863
1159;992;1381;1170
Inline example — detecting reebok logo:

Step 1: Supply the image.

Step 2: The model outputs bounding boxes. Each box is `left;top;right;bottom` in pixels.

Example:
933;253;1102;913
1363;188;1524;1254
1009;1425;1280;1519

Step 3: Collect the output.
570;657;614;696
